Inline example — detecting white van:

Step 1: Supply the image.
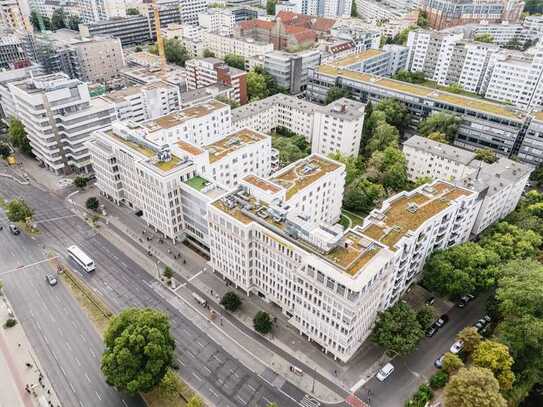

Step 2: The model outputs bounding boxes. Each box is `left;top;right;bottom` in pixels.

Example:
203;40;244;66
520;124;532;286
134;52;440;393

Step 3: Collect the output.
376;363;395;382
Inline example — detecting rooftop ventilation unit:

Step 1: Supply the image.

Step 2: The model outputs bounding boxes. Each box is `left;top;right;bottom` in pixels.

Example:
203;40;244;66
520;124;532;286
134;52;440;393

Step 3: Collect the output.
407;203;419;213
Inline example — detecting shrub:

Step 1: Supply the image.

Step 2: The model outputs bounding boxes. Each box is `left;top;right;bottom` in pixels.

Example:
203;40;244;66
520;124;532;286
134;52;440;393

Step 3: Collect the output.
85;197;100;211
4;318;17;328
163;266;174;280
405;384;433;407
220;291;242;312
429;371;449;389
73;176;88;188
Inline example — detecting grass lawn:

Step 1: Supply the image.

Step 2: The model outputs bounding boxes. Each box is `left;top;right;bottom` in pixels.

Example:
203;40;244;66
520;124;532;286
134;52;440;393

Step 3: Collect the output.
342;209;366;228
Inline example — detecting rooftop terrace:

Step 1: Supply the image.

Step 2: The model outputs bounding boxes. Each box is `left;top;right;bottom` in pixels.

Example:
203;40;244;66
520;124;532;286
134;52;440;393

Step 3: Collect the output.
271;155;341;200
243;175;282;194
328;49;385;67
361;182;472;250
205;129;268;163
317;65;525;121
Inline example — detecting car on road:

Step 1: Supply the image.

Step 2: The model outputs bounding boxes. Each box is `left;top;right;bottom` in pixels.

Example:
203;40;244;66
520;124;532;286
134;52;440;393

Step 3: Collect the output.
376;363;395;382
456;294;474;308
8;224;20;235
450;340;464;354
434;314;449;328
434;354;445;368
425;324;438;337
425;296;435;306
45;274;57;286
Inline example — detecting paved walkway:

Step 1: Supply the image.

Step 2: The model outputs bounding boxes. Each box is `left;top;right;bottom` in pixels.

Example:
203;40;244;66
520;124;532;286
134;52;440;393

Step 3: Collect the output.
70;186;387;400
0;293;61;407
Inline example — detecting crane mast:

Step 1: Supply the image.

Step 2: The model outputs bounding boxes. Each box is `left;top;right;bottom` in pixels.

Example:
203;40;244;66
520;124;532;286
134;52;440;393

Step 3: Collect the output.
151;0;167;73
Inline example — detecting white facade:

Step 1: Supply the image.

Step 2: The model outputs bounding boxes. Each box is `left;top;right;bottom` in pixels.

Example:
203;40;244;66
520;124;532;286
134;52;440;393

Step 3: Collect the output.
8;72;116;174
179;0;207;25
100;81;180;123
198;8;236;36
232;94;365;157
202;32;274;62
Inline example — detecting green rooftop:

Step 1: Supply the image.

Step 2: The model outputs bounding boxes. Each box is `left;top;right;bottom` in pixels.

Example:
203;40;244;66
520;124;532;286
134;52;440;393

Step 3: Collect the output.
184;175;210;191
153;154;182;172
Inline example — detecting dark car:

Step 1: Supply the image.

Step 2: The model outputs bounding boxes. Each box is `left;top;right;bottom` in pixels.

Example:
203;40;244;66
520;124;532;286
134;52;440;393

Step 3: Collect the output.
8;224;20;235
434;314;449;328
425;296;436;306
425;324;438;337
434;354;445;369
457;295;474;308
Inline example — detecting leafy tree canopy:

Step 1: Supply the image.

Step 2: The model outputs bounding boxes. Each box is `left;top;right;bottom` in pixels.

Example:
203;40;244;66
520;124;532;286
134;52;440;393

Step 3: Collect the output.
343;176;385;214
480;222;541;263
375;98;410;134
474;148;497;163
101;308;175;394
456;326;481;354
416;305;436;330
392;69;426;84
325;86;350;104
5;198;33;222
474;33;494;43
472;340;515;390
418;112;461;144
444;367;507;407
8;118;32;156
366;146;408;192
365;122;399;156
427;131;449;144
253;311;273;334
442;352;464;374
220;291;242;312
224;54;245;70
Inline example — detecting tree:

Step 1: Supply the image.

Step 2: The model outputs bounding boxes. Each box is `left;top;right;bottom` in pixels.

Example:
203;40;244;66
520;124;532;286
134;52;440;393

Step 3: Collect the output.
480;222;541;262
328;152;364;186
361;110;386;152
474;148;497;164
253;311;272;334
0;142;10;158
135;46;143;52
220;291;242;312
417;11;429;28
429;371;449;389
127;8;140;15
163;266;174;280
375;98;410;134
443;367;506;407
186;395;204;407
266;0;277;15
414;176;433;187
422;242;499;298
365;122;399;156
247;70;268;101
30;11;52;31
73;176;88;189
525;0;543;14
5;199;33;222
67;15;80;30
427;131;448;144
8;118;32;156
343;176;384;214
224;54;245;70
392;70;426;84
504;37;522;50
272;135;307;165
51;9;66;30
85;197;100;211
406;383;433;407
442;352;464;374
419;112;461;144
325;86;350;104
371;302;423;356
101;308;175;394
416;305;435;330
366;146;408;192
456;327;481;353
203;49;215;58
388;26;415;45
472;340;515;390
156;369;178;400
163;39;190;66
351;0;358;17
216;95;240;109
474;33;494;43
446;83;464;94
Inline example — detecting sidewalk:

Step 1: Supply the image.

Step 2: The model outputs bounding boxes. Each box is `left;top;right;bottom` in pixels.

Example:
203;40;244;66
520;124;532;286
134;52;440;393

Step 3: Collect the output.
71;186;387;398
0;293;61;407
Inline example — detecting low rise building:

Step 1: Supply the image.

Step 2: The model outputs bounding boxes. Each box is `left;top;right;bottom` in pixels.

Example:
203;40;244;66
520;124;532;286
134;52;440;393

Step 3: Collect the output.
9;72;116;174
99;82;180;122
264;49;321;94
185;57;248;105
327;47;408;77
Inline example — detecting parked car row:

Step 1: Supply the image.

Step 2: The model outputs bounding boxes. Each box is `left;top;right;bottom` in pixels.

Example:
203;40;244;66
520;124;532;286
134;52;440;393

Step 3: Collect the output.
426;313;449;337
457;294;475;308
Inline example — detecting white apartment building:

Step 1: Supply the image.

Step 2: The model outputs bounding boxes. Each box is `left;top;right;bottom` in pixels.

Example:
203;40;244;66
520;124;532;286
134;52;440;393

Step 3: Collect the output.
198;8;236;36
179;0;208;25
9;72;116;174
202;32;274;63
231;94;365;156
0;0;30;31
209;160;479;361
100;82;180;122
403;135;532;235
264;49;321;95
284;0;351;17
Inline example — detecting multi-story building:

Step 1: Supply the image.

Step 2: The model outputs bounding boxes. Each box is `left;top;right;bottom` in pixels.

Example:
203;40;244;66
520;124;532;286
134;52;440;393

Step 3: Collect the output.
24;29;125;83
307;63;535;162
179;0;208;25
209;164;479;361
198;8;236;36
264;49;321;94
281;0;351;17
0;0;30;31
232;93;365;156
329;18;381;53
403;135;532;235
202;31;274;64
449;21;539;47
185;57;248;105
0;65;43;121
99;81;180;122
519;112;543;166
354;0;416;21
120;66;187;91
326;47;408;78
8;72;116;174
0;33;28;69
419;0;524;30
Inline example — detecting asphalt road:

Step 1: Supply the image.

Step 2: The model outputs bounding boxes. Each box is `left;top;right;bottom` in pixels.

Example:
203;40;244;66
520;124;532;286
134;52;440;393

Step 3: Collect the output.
0;207;144;407
0;178;314;406
357;296;488;406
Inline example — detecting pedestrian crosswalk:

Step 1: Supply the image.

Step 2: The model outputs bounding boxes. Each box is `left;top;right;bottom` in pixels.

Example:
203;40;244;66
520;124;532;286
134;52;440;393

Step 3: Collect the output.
300;394;320;407
346;393;369;407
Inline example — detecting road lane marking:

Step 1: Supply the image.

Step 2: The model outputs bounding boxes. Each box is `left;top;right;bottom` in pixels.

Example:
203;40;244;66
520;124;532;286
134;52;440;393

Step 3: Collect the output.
122;400;128;407
90;349;96;358
208;388;218;398
202;366;211;375
75;357;81;367
43;335;49;345
236;395;247;405
85;373;91;383
95;391;102;401
247;384;256;392
80;333;87;342
193;373;202;381
177;358;184;366
66;342;72;351
69;382;75;393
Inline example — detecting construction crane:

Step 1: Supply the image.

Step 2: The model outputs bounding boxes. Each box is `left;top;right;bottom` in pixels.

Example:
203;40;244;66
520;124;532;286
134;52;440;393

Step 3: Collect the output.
151;0;167;73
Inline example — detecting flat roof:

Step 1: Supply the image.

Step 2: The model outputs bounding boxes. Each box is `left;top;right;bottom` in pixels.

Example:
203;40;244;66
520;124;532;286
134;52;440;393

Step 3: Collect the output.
140;100;227;132
205;129;268;163
243;175;282;194
533;111;543;121
271;155;341;200
404;135;476;165
317;65;525;120
176;140;204;156
329;49;385;67
361;182;472;250
101;81;171;103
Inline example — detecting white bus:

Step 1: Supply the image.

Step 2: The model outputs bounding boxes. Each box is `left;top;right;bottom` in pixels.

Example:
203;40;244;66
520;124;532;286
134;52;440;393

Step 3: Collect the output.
67;245;95;272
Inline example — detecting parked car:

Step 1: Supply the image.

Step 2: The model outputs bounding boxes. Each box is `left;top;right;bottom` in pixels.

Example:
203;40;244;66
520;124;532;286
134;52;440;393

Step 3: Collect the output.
425;296;435;306
8;224;20;235
434;354;445;368
450;340;464;354
483;315;491;323
435;314;449;328
457;294;474;308
45;274;57;286
376;363;395;382
426;324;438;337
